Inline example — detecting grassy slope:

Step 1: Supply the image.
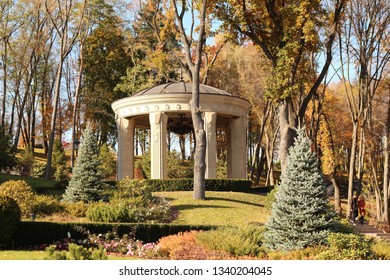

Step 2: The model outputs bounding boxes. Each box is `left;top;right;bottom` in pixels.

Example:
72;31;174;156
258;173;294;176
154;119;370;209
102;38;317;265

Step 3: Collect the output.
0;173;58;189
155;191;269;226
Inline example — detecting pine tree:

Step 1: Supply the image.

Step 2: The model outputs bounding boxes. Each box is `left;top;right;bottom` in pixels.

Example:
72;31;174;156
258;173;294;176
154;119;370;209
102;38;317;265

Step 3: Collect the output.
63;123;104;202
264;129;335;251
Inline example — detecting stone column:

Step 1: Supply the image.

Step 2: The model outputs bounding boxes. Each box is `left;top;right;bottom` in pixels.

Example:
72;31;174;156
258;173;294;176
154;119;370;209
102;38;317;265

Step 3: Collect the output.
116;117;134;180
227;116;247;179
149;112;168;179
204;111;217;179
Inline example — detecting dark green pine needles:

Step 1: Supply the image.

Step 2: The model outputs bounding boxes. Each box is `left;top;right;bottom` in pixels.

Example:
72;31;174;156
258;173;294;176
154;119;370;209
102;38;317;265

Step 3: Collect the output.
264;128;335;251
63;123;104;202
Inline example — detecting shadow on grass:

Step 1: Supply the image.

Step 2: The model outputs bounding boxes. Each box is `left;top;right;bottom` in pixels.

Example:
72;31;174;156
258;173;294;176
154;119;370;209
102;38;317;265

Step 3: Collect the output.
206;196;264;207
175;204;231;211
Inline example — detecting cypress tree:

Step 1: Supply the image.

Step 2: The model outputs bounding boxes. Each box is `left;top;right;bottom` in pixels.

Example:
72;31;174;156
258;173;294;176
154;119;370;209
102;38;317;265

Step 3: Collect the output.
264;128;335;251
63;123;104;202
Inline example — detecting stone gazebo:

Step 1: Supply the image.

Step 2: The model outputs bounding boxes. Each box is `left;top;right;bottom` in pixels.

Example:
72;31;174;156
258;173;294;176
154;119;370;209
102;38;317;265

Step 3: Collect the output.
111;82;250;180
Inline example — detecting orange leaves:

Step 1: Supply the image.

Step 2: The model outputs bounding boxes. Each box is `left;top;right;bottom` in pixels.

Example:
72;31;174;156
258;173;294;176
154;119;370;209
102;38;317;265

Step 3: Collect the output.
157;231;231;260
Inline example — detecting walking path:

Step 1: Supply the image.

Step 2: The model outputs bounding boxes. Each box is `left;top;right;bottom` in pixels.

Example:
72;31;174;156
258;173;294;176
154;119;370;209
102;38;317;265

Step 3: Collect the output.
354;223;390;240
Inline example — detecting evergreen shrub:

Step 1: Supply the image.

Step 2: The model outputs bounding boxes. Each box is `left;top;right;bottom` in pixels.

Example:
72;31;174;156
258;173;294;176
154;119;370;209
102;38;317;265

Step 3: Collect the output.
114;177;152;203
31;162;47;178
45;243;107;260
64;201;89;218
99;143;116;179
32;195;65;216
0;196;21;247
372;240;390;260
86;197;172;223
0;180;36;217
196;225;266;258
318;233;376;260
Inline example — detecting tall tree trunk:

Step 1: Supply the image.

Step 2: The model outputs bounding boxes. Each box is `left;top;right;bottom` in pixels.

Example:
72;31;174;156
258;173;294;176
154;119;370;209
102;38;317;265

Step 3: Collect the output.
1;40;8;129
179;134;186;160
331;174;342;215
191;71;207;200
279;98;297;172
71;54;83;169
383;91;390;224
173;0;208;199
45;57;64;179
347;122;358;218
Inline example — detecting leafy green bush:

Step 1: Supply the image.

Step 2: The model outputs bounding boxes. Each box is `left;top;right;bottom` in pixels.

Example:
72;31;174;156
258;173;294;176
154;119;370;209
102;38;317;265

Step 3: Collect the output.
139;151;194;179
15;147;34;176
167;151;194;178
0;180;36;217
318;233;376;260
114;177;152;203
266;245;328;260
264;187;277;210
372;240;390;260
86;197;172;223
0;196;21;247
64;201;89;218
99;143;116;179
196;225;266;258
140;151;151;179
86;201;129;223
31;162;47;178
45;243;107;260
32;195;65;216
329;218;355;234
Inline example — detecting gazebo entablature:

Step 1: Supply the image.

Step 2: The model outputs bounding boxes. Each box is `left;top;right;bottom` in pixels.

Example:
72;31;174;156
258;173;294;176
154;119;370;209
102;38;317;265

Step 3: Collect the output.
111;83;250;180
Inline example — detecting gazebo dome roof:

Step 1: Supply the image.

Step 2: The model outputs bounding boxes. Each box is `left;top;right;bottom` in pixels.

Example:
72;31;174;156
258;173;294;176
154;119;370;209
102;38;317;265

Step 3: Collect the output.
133;81;232;97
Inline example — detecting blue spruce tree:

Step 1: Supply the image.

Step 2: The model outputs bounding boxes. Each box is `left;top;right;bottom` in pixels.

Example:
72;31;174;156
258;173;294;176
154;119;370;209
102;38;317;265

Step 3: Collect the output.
63;123;104;202
264;129;335;251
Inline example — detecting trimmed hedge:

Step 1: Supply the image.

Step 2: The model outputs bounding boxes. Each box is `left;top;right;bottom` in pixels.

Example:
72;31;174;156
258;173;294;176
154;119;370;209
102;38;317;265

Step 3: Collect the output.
104;179;253;193
145;178;253;193
13;221;216;248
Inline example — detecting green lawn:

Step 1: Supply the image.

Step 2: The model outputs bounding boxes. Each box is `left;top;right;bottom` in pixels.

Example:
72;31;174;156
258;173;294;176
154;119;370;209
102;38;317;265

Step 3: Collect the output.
155;191;269;226
0;250;47;260
0;250;137;260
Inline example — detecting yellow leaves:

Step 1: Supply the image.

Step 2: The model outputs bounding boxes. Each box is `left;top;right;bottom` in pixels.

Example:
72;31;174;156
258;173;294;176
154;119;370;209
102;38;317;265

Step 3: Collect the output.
318;118;335;175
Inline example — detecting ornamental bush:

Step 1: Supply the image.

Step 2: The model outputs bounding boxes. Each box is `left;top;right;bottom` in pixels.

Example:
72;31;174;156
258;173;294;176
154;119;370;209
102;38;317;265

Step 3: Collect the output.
45;243;107;260
196;225;266;258
86;197;173;223
0;196;21;247
113;177;152;203
318;233;376;260
32;195;65;216
0;180;36;217
64;201;89;218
